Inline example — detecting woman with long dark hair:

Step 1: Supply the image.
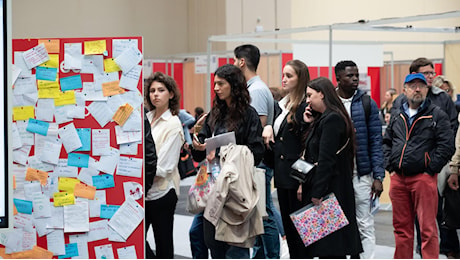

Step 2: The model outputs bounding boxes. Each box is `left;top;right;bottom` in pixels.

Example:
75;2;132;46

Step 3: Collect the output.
302;77;362;258
191;64;264;258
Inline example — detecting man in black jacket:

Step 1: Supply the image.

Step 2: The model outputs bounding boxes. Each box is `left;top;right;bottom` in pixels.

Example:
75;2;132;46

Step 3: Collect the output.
144;107;157;258
383;73;455;259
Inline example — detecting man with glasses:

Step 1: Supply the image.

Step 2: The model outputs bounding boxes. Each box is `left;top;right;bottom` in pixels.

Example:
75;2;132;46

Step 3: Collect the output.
384;73;455;259
394;57;459;258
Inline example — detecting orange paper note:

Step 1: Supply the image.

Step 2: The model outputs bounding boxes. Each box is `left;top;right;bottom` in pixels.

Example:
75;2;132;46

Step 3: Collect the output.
112;103;134;126
38;39;60;53
102;80;125;96
74;182;96;200
25;167;48;185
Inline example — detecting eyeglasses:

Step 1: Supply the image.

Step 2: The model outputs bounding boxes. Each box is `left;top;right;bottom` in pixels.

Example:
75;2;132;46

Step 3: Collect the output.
420;71;436;77
406;83;428;90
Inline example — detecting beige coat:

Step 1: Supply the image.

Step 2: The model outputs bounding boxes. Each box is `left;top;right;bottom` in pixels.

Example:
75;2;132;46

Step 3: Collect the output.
449;114;460;175
204;143;264;248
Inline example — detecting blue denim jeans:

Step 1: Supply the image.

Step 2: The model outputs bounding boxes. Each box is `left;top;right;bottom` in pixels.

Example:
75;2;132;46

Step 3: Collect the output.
252;164;280;259
189;212;209;259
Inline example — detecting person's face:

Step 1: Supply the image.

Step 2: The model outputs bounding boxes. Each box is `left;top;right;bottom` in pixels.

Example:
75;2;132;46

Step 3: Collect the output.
149;81;173;111
233;57;242;67
384;91;393;102
337;66;359;92
416;65;435;87
281;65;299;94
306;87;325;113
384;113;391;125
214;75;232;104
404;79;428;108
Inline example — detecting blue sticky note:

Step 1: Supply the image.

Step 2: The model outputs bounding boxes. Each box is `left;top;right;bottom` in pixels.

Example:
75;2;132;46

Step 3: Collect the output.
68;153;90;168
100;204;120;219
75;128;91;152
13;198;33;214
60;75;83;91
58;243;79;259
35;66;58;81
92;174;115;189
26;118;49;136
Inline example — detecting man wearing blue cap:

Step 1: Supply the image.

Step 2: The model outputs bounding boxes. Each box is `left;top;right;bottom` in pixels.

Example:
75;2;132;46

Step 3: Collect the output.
383;73;455;259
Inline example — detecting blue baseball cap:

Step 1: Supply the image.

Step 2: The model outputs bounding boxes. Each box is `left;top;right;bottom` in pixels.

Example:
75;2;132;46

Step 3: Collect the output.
404;73;427;84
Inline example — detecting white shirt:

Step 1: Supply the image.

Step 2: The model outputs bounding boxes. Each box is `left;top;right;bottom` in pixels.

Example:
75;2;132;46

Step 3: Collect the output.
274;94;291;136
146;109;184;201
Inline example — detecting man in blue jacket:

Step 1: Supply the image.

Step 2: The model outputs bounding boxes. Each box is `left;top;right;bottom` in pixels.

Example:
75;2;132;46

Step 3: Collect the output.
335;60;385;259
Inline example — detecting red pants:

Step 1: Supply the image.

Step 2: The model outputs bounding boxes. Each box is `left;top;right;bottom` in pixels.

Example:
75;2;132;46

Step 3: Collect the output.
389;173;439;259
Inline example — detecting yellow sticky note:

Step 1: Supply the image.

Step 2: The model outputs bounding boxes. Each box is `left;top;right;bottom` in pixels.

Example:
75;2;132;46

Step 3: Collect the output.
38;88;60;99
13;106;34;121
74;183;96;200
58;177;80;192
40;54;59;68
25;167;48;186
37;79;60;89
113;103;134;126
54;91;76;106
53;192;75;206
104;58;121;72
102;80;125;96
38;39;60;53
84;40;106;55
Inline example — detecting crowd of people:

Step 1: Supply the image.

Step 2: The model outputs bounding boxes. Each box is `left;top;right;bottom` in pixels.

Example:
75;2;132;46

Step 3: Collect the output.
143;44;460;259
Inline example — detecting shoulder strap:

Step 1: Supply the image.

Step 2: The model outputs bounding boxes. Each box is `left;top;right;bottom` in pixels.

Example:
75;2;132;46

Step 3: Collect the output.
362;94;371;123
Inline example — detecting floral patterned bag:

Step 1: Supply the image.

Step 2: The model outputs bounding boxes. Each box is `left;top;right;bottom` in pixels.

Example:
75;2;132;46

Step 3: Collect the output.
186;164;215;214
290;193;349;247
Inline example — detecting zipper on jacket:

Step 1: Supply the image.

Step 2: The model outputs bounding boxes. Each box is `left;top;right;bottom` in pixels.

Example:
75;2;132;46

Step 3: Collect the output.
398;114;433;170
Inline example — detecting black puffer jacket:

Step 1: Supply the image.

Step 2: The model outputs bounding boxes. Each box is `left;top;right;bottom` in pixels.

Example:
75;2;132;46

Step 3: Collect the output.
383;99;455;176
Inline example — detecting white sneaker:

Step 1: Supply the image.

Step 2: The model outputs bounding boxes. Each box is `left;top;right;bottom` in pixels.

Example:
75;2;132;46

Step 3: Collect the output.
280;238;290;259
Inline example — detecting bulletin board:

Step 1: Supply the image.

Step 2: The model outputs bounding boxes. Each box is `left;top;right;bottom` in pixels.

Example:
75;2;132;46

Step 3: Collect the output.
4;37;144;259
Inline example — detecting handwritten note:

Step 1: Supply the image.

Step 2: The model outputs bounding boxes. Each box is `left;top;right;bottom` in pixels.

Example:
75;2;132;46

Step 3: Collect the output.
64;43;83;70
58;123;82;153
92;129;110;156
68;153;90;168
108;197;144;240
112;103;133;126
26;118;49;136
84;40;106;55
39;137;61;165
25;167;48;185
87;101;113;127
100;204;120;219
58;177;80;192
119;64;141;91
116;157;142;178
35;98;55;122
39;39;60;53
103;58;121;73
74;183;96;200
23;43;50;69
92;174;115;189
102;80;125;96
40;53;59;68
75;128;91;152
13;106;34;121
58;243;79;259
35;66;58;81
64;198;89;233
54;90;76;106
114;45;142;72
53;192;75;207
13;198;33;214
60;75;82;91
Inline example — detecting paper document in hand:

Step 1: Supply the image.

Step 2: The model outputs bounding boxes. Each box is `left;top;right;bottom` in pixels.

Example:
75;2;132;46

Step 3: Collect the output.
370;195;380;215
205;131;236;154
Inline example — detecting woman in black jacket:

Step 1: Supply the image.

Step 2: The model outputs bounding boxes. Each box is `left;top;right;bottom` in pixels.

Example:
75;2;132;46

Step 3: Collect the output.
270;59;310;259
191;64;264;258
302;77;362;258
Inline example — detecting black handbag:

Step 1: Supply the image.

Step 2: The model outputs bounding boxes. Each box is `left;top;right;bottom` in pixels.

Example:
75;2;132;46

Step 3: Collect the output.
441;183;460;229
178;147;197;179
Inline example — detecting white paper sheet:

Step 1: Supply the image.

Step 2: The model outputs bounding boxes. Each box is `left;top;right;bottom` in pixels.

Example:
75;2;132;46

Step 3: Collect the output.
87;101;113;127
112;39;138;58
32;191;52;218
119;65;141;91
46;204;64;229
59;123;82;153
64;198;90;233
40;137;62;165
116;157;142;178
81;82;108;101
115;125;142;144
205;131;236;154
35;98;55;122
81;55;104;74
13;75;37;95
94;244;114;259
119;141;140;155
114;45;142;73
117;245;137;259
11;122;23;149
47;229;66;256
14;52;32;76
23;43;50;69
16;120;34;145
89;190;106;218
55;159;79;178
64;43;83;70
96;147;120;175
88;219;109;242
92;129;111;156
69;233;89;259
108;197;144;240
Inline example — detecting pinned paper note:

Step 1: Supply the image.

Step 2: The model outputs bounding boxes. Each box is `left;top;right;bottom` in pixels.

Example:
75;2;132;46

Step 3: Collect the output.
60;75;82;91
100;204;120;219
112;103;133;126
58;177;80;192
39;39;60;53
35;66;58;81
23;43;50;69
102;80;125;97
26;118;49;136
13;106;34;121
64;198;89;233
13;198;33;214
75;128;91;152
53;192;75;207
84;40;106;55
114;45;142;72
123;181;143;200
103;58;121;73
119;65;142;91
92;129;110;156
92;174;115;189
25;167;48;185
74;183;96;200
58;123;82;153
54;91;76;106
64;43;83;70
40;54;59;68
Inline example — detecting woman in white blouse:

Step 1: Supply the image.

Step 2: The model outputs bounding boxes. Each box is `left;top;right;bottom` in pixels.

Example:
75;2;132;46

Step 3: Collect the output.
144;72;184;259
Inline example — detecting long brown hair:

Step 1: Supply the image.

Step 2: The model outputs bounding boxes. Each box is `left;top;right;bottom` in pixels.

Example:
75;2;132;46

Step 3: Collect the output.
144;72;181;116
285;60;310;125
